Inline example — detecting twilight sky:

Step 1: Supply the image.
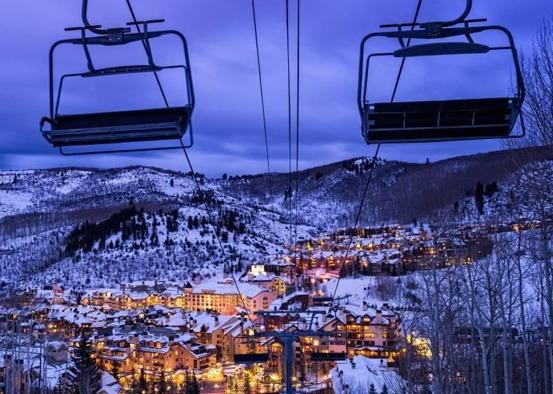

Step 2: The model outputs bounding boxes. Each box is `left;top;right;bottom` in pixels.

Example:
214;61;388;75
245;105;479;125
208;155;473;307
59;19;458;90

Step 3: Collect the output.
0;0;551;176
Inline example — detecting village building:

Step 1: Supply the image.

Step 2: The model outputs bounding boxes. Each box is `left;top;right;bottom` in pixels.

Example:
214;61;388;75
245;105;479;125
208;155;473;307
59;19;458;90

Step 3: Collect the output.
184;280;276;315
81;281;185;310
317;305;401;362
94;326;216;384
242;272;289;297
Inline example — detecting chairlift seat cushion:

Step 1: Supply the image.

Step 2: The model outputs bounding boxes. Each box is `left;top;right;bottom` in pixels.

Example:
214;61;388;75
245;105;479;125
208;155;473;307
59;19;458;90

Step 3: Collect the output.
233;353;270;364
311;352;347;362
364;98;514;143
43;106;192;147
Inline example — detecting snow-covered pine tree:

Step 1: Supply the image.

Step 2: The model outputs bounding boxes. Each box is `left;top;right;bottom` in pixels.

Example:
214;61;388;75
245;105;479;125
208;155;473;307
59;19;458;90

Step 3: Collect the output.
68;334;101;394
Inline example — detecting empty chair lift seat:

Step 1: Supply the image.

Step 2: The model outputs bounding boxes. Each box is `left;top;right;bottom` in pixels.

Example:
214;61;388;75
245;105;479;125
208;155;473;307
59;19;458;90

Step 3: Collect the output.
365;97;514;143
42;106;192;147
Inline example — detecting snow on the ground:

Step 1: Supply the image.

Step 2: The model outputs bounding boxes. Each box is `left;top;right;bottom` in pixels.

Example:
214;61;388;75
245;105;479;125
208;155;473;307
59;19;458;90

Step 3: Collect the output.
0;189;34;219
331;356;405;393
323;276;400;307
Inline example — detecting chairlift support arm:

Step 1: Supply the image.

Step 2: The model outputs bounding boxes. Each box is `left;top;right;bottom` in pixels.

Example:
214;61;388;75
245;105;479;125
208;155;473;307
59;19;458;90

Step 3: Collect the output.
424;0;472;28
81;0;129;35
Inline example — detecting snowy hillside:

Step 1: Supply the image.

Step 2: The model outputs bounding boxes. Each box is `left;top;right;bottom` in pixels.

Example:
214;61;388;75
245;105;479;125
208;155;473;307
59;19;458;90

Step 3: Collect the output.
0;146;551;291
228;145;553;227
0;166;316;290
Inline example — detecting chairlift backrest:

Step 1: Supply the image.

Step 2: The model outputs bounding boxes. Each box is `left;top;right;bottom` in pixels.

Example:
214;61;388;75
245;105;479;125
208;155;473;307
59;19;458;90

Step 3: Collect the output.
394;42;490;57
232;330;270;365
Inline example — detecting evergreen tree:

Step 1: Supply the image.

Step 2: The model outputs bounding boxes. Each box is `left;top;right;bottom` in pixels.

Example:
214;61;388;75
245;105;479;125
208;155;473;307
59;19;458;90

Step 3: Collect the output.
244;373;252;394
181;369;199;394
68;334;101;394
190;371;200;394
381;384;389;394
99;235;106;250
55;374;72;394
135;368;148;393
180;370;189;394
475;182;485;215
226;376;237;394
151;230;159;246
158;370;170;394
369;383;378;394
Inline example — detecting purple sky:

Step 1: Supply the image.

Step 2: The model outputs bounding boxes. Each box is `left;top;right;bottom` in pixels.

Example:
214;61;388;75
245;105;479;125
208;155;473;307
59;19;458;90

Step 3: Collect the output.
0;0;550;176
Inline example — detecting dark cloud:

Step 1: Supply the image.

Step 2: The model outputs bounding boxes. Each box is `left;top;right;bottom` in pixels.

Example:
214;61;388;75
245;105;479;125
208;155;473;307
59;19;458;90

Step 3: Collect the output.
0;0;550;175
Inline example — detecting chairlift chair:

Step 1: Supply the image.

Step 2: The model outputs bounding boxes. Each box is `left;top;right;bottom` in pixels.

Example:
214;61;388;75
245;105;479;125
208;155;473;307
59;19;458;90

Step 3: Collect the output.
310;311;347;362
40;0;195;155
233;329;270;365
358;0;526;144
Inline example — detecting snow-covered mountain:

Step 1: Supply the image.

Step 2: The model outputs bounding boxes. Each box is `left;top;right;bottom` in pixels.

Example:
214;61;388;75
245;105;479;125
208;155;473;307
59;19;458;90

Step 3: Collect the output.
0;145;551;290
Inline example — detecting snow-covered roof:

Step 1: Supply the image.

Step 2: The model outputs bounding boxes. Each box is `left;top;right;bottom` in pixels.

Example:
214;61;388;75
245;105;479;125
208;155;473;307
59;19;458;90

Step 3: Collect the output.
190;280;268;298
158;311;237;333
100;372;122;394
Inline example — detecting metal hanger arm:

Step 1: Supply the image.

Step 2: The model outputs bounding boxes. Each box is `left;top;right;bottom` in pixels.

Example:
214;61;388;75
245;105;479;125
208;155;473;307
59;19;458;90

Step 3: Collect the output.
423;0;473;28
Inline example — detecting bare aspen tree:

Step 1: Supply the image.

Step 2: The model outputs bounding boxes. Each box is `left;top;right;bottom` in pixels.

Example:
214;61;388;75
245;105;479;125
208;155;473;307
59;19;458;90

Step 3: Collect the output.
495;236;516;394
465;265;490;394
514;230;533;393
504;16;553;392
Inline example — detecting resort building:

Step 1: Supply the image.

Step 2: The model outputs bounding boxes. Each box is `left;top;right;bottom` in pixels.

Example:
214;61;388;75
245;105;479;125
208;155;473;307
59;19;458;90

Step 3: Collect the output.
184;280;276;315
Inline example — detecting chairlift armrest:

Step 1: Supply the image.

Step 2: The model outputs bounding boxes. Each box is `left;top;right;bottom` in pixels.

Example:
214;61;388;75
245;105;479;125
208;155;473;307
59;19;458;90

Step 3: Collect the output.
65;25;102;32
127;19;165;27
40;117;56;132
64;25;130;34
380;18;487;29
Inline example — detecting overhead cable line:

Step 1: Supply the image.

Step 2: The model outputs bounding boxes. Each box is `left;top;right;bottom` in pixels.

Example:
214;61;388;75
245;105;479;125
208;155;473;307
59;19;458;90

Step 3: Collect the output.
293;0;301;251
125;0;250;313
391;0;424;102
332;0;424;302
124;0;170;108
285;0;295;249
179;140;250;313
251;0;272;175
250;0;280;247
